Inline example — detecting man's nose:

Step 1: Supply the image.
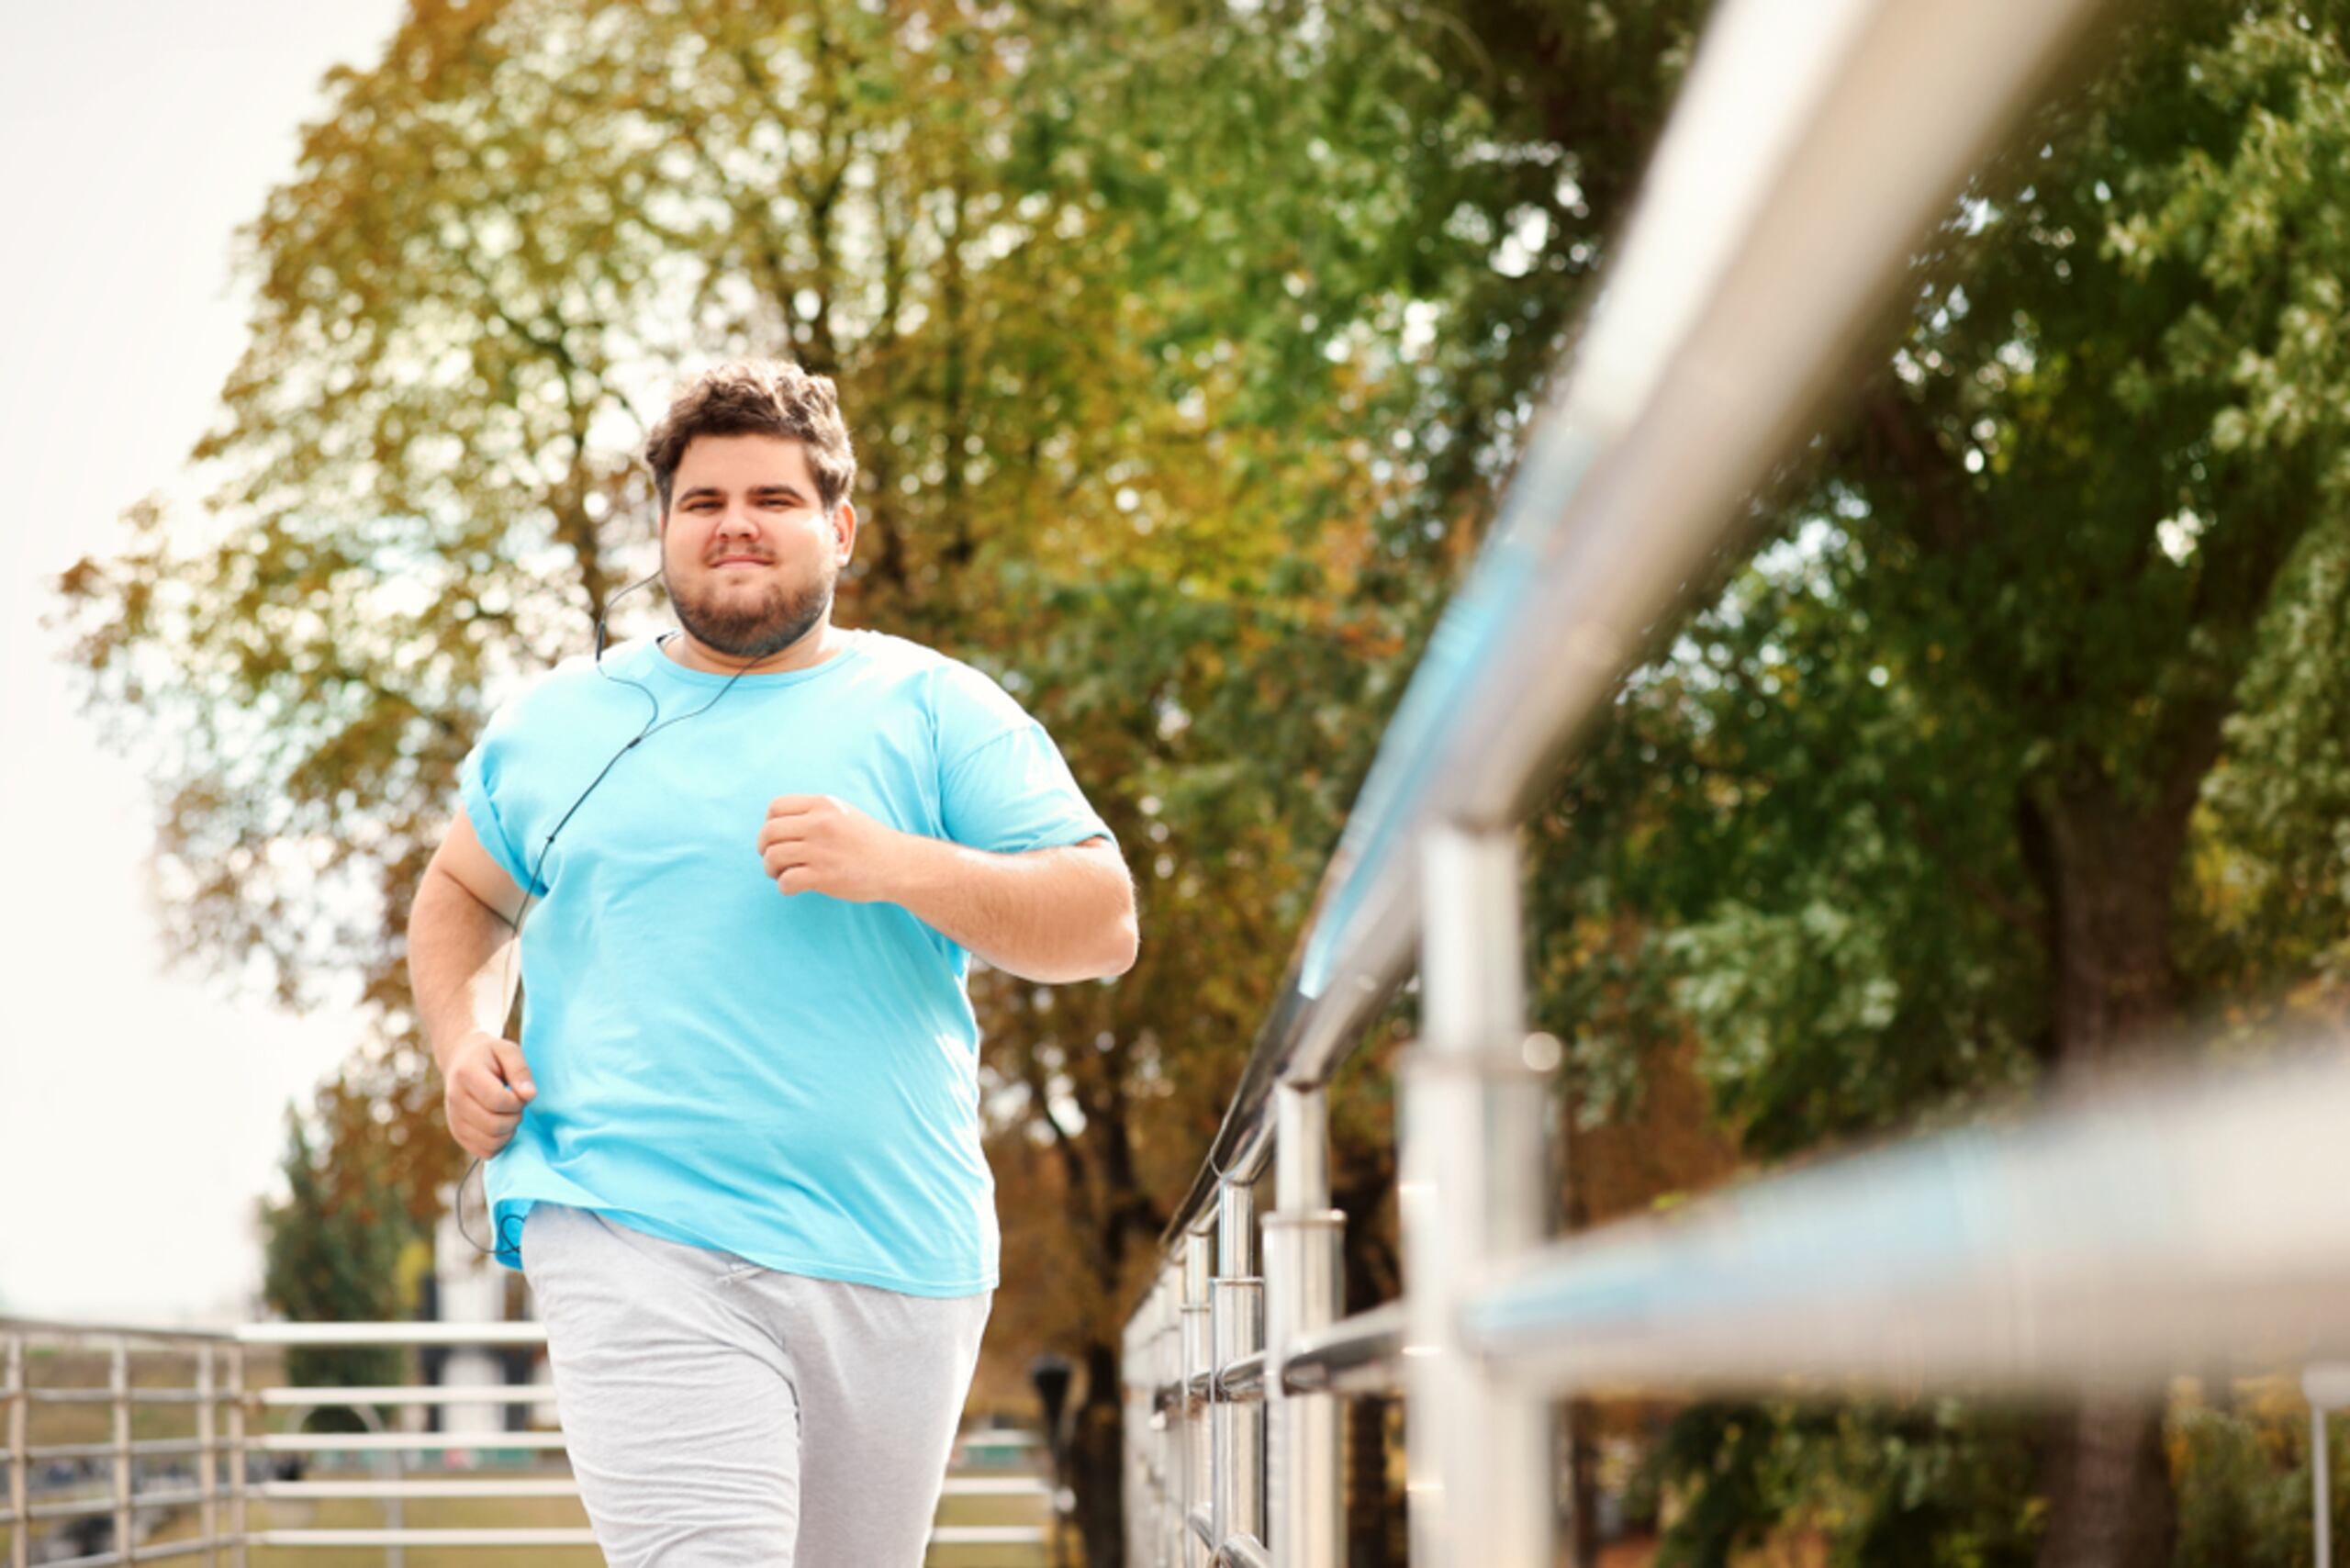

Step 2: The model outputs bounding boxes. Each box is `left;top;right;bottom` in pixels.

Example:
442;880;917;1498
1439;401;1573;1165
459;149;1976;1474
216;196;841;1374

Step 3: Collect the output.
712;506;760;541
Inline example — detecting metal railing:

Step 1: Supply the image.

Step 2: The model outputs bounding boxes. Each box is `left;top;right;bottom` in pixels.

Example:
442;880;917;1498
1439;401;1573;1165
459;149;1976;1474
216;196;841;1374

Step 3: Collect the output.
2;1319;1050;1565
1118;0;2350;1564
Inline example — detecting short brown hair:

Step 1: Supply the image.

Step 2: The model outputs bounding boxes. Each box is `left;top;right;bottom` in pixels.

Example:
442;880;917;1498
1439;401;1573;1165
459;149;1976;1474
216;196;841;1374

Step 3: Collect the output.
643;361;857;513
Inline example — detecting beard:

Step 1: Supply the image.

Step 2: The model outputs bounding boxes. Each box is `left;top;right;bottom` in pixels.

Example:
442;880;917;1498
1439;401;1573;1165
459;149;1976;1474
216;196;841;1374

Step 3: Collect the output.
665;558;836;661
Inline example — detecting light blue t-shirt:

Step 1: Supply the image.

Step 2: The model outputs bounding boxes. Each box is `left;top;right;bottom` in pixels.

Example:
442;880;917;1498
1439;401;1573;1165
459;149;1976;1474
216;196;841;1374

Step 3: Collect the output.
457;627;1114;1295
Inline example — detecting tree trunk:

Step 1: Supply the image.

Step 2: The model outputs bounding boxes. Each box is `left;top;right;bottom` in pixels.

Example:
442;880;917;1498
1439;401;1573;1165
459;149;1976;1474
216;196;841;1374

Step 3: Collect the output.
2030;776;2192;1079
1349;1398;1402;1568
1564;1411;1602;1566
2024;760;2211;1566
2036;1401;2176;1568
1560;1063;1600;1564
1069;1337;1125;1568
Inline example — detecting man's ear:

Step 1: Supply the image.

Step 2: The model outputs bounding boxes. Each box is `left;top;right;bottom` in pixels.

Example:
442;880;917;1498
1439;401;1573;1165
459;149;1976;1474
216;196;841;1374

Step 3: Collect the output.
833;502;858;564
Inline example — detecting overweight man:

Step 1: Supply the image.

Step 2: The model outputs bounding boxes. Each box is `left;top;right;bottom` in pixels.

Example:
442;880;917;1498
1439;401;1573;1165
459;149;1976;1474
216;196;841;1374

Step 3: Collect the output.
405;360;1136;1566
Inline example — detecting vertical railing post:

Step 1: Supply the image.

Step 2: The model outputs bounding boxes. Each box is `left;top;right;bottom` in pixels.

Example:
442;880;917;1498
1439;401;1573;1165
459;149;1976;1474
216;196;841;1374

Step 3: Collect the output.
1401;824;1555;1568
197;1344;218;1568
111;1338;134;1565
1180;1231;1214;1563
1158;1271;1181;1568
1265;1083;1345;1568
1129;1310;1156;1568
1211;1180;1264;1554
1142;1278;1158;1567
2318;1402;2333;1568
228;1344;249;1568
1122;1319;1138;1568
6;1334;27;1568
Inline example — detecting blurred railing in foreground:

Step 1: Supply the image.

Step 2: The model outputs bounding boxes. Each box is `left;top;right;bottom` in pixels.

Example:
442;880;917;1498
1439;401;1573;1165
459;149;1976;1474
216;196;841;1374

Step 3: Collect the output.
1118;0;2350;1564
1;1319;1048;1565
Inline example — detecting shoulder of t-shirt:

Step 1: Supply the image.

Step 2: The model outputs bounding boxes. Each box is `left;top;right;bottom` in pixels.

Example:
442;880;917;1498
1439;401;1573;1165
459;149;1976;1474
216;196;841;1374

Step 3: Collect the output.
480;636;658;734
850;630;1036;756
853;629;1011;701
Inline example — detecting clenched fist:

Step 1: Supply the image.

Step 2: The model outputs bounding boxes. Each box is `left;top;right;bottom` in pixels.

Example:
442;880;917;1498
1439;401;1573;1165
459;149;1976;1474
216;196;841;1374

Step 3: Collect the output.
443;1029;536;1159
756;793;915;903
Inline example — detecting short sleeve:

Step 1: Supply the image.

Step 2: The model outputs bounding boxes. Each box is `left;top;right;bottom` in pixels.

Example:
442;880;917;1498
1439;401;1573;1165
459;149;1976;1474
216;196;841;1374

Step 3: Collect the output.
934;663;1115;854
459;707;538;894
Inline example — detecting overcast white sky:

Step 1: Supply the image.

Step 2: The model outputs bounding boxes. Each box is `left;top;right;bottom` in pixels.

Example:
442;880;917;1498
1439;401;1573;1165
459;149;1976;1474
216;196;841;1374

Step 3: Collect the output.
0;0;405;1325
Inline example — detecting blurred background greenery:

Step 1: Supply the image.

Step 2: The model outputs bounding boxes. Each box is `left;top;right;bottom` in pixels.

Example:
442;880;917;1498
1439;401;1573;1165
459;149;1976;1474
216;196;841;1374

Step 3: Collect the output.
46;0;2350;1562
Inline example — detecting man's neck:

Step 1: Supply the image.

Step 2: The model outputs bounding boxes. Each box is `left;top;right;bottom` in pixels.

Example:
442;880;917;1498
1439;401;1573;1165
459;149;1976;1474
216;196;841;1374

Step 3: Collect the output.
661;620;844;677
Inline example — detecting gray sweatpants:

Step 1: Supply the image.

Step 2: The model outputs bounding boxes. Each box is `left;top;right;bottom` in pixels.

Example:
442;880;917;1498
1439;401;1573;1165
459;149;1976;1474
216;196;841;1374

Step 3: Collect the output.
520;1202;992;1566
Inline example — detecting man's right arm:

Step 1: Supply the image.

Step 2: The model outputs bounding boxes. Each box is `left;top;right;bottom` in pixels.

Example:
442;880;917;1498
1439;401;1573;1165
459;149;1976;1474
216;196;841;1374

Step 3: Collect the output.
408;807;537;1157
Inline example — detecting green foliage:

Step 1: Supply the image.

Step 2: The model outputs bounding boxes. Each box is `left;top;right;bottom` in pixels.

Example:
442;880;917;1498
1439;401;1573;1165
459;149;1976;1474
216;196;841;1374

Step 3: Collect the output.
2172;1408;2306;1568
1534;0;2350;1555
1534;0;2350;1140
1650;1401;2041;1568
1534;521;2049;1156
1649;1403;1789;1564
2167;1401;2350;1568
258;1109;414;1434
2188;515;2350;1016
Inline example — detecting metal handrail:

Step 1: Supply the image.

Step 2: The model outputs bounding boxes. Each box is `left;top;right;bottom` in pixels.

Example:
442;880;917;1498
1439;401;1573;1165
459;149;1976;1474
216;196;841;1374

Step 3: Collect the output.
0;1322;232;1347
1274;1302;1407;1398
248;1432;568;1453
21;1439;214;1463
2;1317;1053;1562
238;1325;547;1348
1217;1533;1273;1568
1460;1042;2350;1395
252;1387;543;1407
254;1479;580;1500
1124;0;2129;1563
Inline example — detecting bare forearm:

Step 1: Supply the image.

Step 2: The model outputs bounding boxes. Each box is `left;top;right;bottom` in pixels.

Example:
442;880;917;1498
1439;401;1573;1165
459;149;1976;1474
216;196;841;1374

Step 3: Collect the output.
407;869;521;1070
890;838;1137;983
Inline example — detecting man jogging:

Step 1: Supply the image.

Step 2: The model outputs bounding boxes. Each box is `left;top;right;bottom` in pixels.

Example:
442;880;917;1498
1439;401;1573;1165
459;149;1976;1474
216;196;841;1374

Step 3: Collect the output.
406;361;1137;1566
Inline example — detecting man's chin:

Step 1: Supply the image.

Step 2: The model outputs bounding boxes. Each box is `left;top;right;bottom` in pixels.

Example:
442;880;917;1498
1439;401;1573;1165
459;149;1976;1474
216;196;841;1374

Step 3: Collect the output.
674;606;829;662
665;570;834;662
690;624;808;660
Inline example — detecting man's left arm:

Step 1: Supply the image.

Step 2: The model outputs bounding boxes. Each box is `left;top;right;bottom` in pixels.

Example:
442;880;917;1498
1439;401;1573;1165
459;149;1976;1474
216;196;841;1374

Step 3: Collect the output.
756;794;1138;983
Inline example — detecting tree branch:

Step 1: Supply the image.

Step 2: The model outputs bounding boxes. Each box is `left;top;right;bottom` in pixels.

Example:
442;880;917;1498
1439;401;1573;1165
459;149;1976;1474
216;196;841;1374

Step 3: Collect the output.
1014;1043;1091;1203
1860;384;1973;554
1893;788;2051;946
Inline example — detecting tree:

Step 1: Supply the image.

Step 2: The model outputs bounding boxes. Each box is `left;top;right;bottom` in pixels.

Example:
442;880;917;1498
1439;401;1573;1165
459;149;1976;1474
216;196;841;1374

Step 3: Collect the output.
259;1107;414;1434
57;2;1630;1557
1524;1;2350;1558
